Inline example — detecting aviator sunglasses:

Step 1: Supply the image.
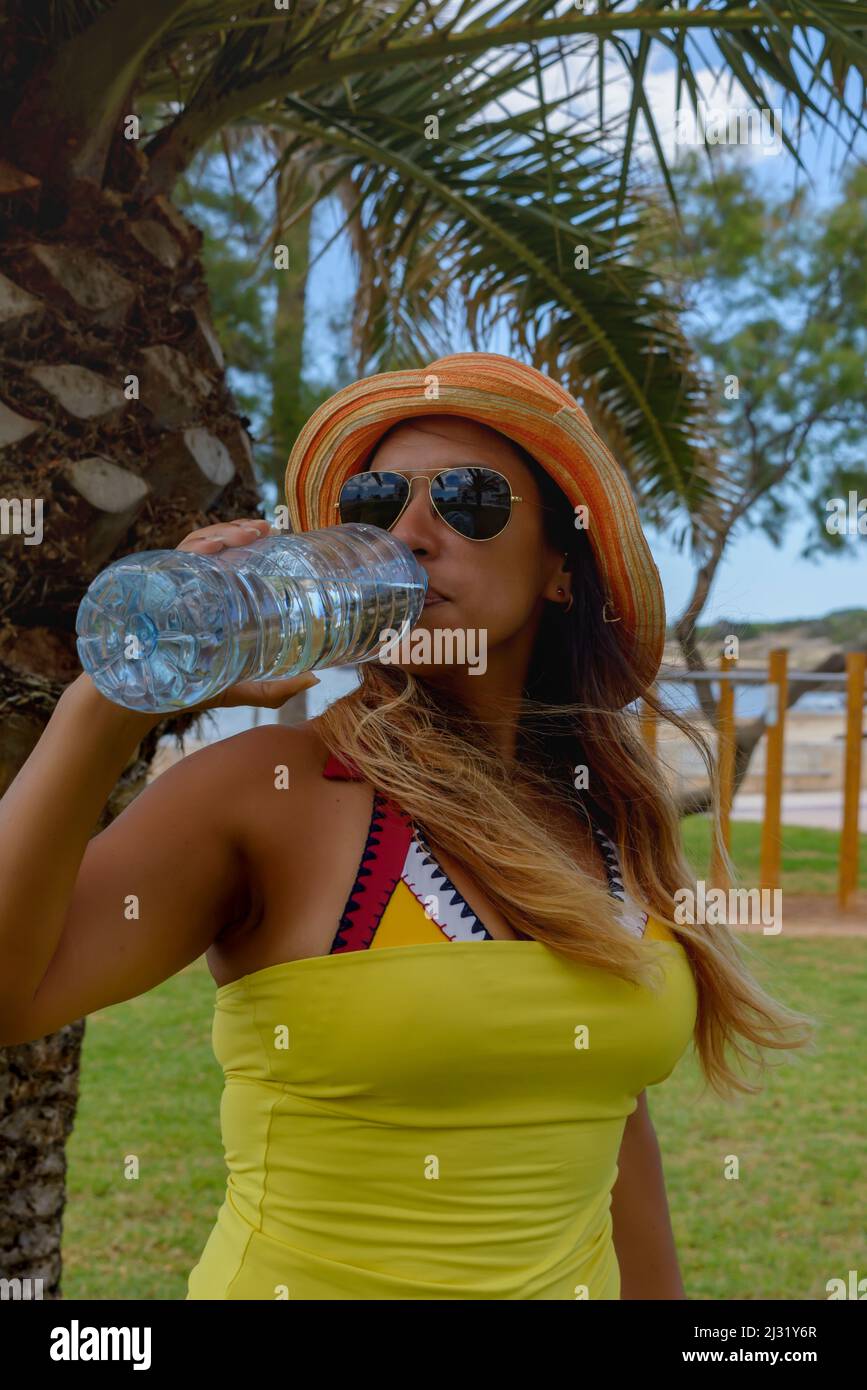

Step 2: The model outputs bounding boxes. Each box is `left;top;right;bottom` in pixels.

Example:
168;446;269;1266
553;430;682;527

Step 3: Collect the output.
335;466;524;542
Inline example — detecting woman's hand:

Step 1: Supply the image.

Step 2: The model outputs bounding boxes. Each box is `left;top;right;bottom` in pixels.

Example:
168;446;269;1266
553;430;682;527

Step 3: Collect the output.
176;516;274;558
175;518;320;712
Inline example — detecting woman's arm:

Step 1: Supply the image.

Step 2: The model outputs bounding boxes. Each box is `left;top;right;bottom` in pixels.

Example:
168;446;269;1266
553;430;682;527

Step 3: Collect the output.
0;675;248;1044
610;1090;686;1299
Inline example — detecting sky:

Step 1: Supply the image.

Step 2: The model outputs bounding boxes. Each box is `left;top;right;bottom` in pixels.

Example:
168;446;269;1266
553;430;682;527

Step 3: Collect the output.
294;16;865;627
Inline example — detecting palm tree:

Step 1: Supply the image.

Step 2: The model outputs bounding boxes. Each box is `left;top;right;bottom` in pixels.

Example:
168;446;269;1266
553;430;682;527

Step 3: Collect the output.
0;0;863;1295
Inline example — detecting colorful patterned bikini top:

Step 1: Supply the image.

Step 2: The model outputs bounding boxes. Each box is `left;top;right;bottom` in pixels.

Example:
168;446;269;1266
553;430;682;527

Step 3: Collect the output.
322;752;652;952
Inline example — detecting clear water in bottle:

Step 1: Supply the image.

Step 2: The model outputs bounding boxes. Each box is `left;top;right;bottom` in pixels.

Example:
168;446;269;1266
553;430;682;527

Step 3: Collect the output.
75;523;428;713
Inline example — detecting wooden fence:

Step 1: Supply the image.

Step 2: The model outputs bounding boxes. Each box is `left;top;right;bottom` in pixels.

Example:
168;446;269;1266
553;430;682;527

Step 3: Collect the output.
640;650;866;910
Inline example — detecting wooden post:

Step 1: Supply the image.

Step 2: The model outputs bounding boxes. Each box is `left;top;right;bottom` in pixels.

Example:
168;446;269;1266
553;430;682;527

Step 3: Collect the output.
838;651;866;910
640;686;657;757
710;654;736;889
760;649;788;892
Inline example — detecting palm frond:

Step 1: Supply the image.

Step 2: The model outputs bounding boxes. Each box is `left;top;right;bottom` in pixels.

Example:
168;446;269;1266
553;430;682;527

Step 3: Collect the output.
260;65;720;518
135;2;867;199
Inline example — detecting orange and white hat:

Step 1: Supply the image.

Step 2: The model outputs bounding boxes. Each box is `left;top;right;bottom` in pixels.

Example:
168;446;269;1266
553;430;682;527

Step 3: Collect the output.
284;351;665;694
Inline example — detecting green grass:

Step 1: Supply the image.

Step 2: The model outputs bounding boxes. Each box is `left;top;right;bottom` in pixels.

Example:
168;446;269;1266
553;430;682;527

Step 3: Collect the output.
62;960;225;1300
681;815;867;895
650;934;865;1301
62;929;865;1301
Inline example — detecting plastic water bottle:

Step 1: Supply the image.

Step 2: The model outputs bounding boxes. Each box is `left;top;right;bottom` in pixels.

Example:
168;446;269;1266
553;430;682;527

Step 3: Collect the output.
75;523;428;713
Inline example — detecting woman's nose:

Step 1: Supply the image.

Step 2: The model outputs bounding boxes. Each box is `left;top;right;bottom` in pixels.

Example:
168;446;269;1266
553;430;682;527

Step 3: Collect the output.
391;477;440;549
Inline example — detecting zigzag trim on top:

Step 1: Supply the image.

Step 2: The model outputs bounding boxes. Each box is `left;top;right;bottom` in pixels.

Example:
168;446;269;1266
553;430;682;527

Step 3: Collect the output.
329;791;414;952
592;827;649;939
323;753;491;947
323;751;648;946
402;825;493;942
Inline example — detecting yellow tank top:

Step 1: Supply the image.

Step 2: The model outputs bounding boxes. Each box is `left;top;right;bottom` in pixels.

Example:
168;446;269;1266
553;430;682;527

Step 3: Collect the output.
186;756;697;1300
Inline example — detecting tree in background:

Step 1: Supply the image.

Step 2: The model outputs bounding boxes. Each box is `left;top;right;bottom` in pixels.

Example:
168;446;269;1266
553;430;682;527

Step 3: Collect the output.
636;150;867;809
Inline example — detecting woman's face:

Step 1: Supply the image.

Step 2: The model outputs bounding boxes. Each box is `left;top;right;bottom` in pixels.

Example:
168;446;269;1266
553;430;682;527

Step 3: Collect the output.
365;415;569;681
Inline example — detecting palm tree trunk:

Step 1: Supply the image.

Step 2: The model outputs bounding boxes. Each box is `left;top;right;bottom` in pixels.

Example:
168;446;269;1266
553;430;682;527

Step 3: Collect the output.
0;1022;85;1299
1;30;261;1290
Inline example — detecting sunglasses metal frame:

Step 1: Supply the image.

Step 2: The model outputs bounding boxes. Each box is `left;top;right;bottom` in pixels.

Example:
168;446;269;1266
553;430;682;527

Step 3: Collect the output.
333;466;524;542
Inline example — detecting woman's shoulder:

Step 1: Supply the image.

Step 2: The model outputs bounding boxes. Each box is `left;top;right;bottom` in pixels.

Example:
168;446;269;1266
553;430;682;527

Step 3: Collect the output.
206;715;332;773
183;717;348;841
201;718;372;962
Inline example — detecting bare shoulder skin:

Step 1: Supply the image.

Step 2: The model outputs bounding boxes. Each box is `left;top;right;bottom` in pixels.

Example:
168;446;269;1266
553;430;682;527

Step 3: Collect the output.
205;715;535;987
205;714;613;986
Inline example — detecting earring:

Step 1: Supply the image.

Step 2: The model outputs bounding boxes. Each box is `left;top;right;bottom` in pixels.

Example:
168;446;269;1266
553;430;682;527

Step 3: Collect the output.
602;600;621;623
556;587;574;614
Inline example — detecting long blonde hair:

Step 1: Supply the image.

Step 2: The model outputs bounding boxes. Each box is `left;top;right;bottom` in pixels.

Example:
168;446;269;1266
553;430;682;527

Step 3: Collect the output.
314;451;816;1099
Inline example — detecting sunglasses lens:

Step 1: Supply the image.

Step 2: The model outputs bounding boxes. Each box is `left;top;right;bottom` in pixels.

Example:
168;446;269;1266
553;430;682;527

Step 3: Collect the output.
431;468;512;540
338;471;408;528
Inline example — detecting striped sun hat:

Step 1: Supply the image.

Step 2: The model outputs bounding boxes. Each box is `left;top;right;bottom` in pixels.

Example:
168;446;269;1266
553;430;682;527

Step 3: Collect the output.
284;351;665;695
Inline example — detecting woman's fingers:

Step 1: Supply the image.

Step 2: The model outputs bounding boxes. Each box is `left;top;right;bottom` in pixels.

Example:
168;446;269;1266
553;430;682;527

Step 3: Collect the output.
206;673;320;711
251;676;320;708
176;518;272;552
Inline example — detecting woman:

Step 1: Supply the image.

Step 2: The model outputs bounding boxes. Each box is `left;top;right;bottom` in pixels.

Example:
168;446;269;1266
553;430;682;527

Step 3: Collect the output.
0;352;812;1300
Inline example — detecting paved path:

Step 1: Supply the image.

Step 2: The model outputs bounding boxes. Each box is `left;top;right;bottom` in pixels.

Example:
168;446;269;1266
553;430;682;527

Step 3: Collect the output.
732;790;866;832
732;894;867;936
